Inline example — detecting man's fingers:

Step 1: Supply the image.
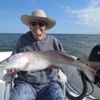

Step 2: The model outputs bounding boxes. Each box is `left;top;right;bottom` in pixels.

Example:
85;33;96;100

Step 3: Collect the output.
6;69;20;73
49;64;60;69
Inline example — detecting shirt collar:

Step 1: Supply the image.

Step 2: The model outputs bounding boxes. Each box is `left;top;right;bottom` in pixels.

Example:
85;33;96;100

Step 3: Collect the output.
25;31;46;41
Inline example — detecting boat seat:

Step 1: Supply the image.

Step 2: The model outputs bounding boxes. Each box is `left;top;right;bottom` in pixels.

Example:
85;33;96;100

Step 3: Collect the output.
3;72;16;83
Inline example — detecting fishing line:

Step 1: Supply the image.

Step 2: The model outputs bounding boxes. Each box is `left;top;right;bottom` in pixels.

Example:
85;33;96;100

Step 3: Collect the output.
66;79;80;95
78;71;95;96
66;77;99;100
85;77;94;96
85;77;100;100
67;78;93;96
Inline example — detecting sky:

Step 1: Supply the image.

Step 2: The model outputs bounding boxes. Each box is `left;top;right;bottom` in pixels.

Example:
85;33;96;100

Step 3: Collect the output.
0;0;100;34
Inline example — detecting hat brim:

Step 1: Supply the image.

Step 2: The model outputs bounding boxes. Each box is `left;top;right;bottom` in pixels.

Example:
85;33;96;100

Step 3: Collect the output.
21;15;56;30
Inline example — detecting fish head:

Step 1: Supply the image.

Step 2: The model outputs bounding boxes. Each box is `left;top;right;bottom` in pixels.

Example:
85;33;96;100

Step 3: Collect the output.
0;53;29;70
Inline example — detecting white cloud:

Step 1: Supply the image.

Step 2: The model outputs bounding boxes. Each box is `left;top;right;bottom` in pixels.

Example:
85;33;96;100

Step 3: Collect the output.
65;0;100;28
88;0;100;7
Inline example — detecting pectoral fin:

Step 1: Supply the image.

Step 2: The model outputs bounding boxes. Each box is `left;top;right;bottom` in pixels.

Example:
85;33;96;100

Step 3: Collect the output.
85;69;96;82
21;62;31;71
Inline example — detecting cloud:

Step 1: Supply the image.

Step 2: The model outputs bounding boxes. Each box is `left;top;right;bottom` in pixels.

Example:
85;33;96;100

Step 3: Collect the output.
65;0;100;28
88;0;100;7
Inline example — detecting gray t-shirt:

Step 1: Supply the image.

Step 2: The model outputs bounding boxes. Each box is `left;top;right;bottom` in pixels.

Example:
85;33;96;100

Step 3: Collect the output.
12;31;65;84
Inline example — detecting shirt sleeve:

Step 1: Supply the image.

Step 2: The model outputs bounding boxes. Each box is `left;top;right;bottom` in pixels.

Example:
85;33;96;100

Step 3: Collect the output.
53;37;65;52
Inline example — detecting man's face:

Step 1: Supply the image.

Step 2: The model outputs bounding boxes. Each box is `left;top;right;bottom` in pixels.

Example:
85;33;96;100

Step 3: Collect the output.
29;20;47;40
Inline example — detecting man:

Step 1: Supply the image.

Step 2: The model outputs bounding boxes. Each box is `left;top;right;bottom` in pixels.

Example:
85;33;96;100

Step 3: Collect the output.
8;9;67;100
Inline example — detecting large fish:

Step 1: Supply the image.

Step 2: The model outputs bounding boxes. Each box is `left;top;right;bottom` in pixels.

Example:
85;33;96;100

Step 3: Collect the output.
0;50;100;82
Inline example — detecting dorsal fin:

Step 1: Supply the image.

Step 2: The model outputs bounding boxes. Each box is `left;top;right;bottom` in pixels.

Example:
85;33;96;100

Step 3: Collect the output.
44;50;75;62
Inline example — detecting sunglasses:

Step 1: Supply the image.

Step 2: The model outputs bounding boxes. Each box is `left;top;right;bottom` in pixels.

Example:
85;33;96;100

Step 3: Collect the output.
30;21;47;27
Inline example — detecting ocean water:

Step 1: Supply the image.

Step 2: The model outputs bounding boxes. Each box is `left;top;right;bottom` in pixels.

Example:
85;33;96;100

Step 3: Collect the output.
0;33;100;61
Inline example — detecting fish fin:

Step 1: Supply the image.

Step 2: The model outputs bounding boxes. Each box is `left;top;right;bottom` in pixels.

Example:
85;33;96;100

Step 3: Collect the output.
84;61;100;82
21;62;31;72
46;50;73;58
86;61;100;71
84;69;96;82
44;50;75;62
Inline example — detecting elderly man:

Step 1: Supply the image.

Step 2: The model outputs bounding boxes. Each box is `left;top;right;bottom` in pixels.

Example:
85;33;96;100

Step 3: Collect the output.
8;9;67;100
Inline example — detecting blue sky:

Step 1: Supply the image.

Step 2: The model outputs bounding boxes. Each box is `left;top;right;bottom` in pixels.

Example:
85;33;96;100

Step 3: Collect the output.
0;0;100;34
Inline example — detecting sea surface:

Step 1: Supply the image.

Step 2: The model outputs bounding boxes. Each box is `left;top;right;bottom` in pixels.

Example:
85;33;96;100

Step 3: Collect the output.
0;33;100;61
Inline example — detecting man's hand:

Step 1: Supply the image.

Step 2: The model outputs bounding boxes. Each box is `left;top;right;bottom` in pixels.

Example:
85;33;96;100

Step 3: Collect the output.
6;64;60;73
49;64;60;69
7;69;20;73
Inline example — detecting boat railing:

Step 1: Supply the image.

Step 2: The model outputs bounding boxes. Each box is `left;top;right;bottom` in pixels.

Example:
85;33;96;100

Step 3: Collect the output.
0;51;12;100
